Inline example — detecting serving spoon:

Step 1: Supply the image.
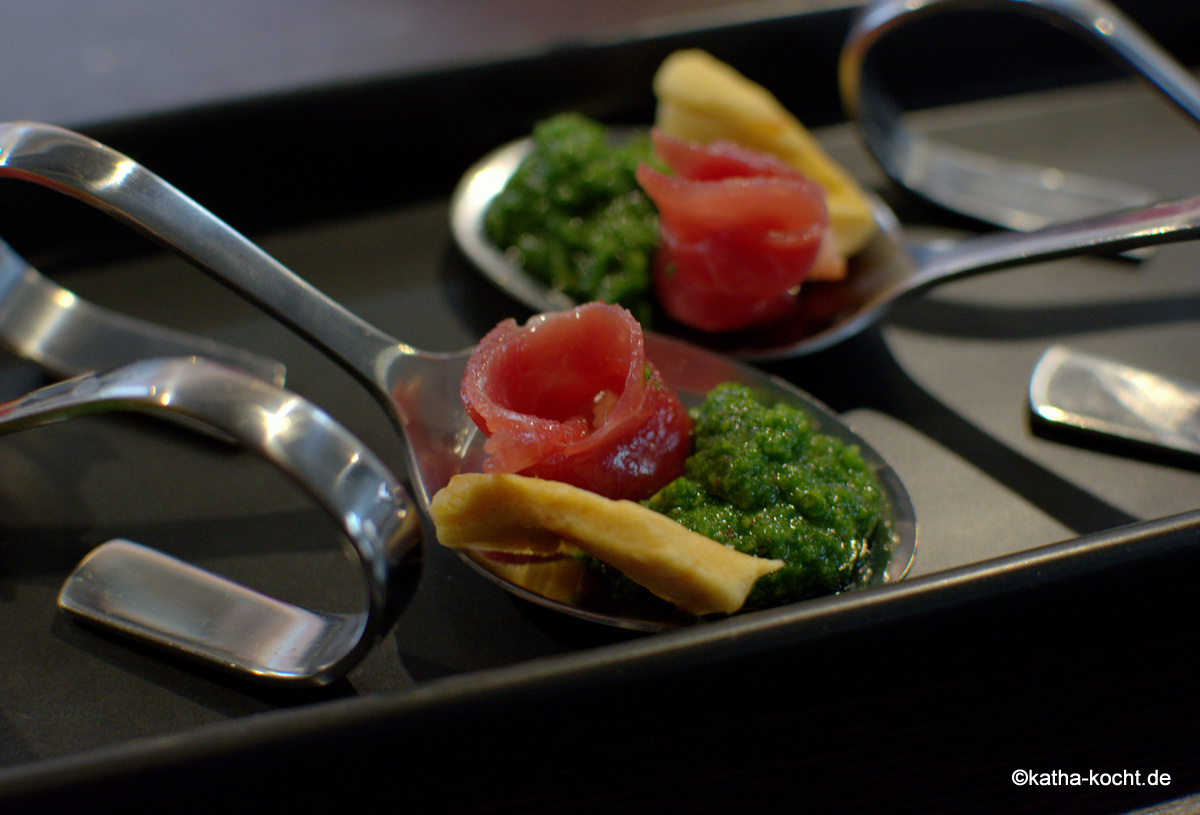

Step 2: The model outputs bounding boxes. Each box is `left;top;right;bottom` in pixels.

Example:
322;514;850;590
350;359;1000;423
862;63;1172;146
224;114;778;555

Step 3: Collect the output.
839;0;1200;234
3;356;421;686
450;134;1200;362
0;121;915;631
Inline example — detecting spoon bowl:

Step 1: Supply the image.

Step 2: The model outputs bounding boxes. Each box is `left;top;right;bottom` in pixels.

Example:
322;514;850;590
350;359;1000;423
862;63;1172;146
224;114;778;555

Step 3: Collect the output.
0;121;914;630
451;132;1200;361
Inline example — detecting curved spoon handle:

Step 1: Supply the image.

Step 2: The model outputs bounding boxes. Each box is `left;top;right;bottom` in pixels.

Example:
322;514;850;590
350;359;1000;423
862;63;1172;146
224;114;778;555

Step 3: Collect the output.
840;0;1200;229
0;356;422;686
0;121;399;389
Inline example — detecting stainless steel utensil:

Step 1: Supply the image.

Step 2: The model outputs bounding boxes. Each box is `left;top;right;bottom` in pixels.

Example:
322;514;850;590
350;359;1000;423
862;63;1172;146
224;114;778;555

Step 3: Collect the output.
0;120;916;631
450;134;1200;361
0;356;421;686
840;0;1200;231
1030;345;1200;458
0;235;285;384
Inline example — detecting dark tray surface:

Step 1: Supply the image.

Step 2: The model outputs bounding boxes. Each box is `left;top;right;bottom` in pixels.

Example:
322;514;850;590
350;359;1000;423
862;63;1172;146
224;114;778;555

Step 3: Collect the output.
0;3;1198;812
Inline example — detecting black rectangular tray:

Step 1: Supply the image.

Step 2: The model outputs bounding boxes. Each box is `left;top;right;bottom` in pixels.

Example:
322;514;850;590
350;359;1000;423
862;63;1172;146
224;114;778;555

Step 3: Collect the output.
1;3;1198;812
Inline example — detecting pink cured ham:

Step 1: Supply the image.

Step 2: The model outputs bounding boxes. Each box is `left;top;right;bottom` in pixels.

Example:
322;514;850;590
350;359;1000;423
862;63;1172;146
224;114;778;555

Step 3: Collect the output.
636;131;829;332
461;302;693;501
650;132;810;182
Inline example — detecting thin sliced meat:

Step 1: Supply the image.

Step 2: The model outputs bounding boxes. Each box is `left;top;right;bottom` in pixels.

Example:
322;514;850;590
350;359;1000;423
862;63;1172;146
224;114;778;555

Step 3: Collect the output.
462;302;692;501
650;131;809;182
637;131;830;332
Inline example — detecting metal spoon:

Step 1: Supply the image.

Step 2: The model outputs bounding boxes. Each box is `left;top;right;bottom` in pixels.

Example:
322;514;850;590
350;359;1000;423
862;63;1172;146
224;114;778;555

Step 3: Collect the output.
840;0;1200;233
0;120;915;631
1;356;421;686
449;133;1200;362
1030;344;1200;459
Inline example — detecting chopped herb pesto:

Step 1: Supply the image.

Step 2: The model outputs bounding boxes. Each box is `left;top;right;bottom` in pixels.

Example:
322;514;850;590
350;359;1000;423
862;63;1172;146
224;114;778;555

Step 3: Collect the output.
587;382;889;615
483;113;660;323
644;383;887;609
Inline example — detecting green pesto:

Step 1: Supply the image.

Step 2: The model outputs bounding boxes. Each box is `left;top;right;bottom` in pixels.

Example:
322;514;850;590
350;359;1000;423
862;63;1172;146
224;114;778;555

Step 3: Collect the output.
483;113;659;323
642;383;888;611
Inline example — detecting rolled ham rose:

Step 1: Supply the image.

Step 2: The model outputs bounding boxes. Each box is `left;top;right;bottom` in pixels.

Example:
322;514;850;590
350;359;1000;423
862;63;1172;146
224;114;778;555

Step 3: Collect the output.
637;130;831;332
461;302;693;501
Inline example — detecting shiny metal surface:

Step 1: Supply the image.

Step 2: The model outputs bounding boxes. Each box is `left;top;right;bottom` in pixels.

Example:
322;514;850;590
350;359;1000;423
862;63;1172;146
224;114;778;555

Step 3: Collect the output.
839;0;1200;231
0;356;422;685
0;120;915;631
451;132;1200;360
0;236;285;384
1030;345;1200;458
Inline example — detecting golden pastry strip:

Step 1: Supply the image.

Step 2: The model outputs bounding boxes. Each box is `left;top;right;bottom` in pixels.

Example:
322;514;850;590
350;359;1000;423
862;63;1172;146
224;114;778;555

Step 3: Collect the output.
653;48;877;260
430;473;783;616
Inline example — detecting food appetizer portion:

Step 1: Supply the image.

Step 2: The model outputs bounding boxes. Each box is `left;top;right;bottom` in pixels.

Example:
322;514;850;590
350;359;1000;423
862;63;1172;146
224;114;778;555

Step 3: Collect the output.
460;301;692;502
481;49;878;334
431;473;782;617
637;131;833;331
431;302;892;619
653;49;877;262
483;114;660;323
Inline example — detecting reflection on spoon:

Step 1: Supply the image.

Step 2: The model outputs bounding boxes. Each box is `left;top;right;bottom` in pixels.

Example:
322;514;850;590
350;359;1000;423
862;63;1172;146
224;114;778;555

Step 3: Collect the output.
0;120;914;632
450;133;1200;362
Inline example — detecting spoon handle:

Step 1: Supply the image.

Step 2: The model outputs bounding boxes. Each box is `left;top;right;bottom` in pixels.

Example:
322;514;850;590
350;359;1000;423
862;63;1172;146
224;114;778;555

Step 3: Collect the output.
842;0;1200;230
908;195;1200;291
0;121;399;391
1030;344;1200;458
0;356;422;685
